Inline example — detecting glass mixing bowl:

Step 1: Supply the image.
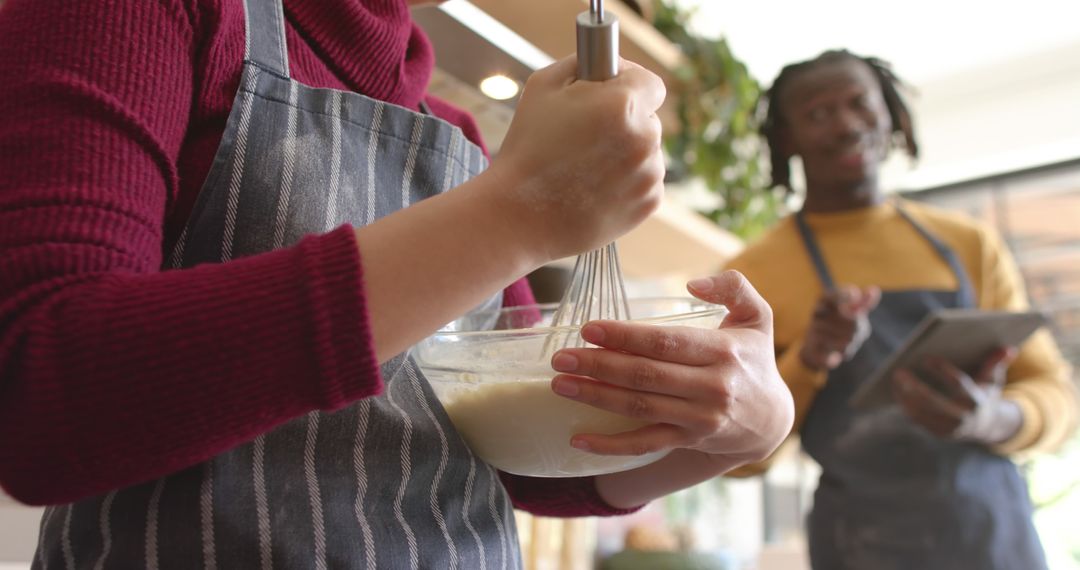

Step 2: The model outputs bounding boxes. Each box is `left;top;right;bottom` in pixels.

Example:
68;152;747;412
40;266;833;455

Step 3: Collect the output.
414;297;729;478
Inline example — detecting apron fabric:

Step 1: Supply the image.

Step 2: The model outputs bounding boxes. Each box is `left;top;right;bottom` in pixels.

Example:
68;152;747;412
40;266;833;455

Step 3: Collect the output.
795;204;1047;570
33;0;519;567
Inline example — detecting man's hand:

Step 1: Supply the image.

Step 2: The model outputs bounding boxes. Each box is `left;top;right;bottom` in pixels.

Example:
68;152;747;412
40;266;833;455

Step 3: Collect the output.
891;347;1022;444
799;286;881;371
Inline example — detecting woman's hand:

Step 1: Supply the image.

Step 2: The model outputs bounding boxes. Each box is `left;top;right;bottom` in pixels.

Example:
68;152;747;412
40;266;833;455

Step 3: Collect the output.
548;271;794;464
483;55;667;263
892;347;1023;444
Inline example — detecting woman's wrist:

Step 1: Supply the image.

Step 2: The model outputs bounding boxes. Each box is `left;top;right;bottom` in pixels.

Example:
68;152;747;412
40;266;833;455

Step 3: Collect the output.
466;163;567;269
351;171;549;362
594;449;742;510
462;165;553;270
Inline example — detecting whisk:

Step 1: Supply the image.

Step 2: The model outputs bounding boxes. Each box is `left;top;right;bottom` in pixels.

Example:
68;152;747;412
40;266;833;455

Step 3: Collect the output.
547;244;632;332
544;0;631;354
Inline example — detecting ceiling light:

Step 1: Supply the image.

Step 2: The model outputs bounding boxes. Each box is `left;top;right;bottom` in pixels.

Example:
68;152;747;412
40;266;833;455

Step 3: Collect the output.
479;74;520;100
439;1;554;71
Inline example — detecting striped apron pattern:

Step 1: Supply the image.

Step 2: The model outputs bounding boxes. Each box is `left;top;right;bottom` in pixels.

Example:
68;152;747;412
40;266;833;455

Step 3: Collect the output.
33;0;519;567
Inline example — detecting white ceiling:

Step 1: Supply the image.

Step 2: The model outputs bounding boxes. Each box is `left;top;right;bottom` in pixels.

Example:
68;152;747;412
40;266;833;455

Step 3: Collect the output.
673;0;1080;189
676;0;1080;85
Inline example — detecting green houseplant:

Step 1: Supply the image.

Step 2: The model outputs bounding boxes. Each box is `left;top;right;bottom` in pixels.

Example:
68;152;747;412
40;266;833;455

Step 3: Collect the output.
651;1;786;239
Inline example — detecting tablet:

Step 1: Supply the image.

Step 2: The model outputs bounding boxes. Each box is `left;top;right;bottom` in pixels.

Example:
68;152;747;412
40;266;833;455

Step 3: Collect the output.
849;309;1048;411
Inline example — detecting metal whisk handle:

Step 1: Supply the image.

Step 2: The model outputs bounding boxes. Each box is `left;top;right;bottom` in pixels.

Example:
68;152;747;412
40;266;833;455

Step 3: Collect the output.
541;0;630;357
576;0;619;81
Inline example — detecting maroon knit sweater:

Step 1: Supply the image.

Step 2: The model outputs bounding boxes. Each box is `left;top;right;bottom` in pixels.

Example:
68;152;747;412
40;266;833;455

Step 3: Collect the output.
0;0;634;517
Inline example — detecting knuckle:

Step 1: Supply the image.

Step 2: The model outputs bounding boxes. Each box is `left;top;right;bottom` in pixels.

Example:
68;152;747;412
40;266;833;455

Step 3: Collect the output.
647;329;679;357
646;151;665;182
648;114;664;142
714;349;738;369
576;382;600;405
629;362;661;391
708;338;738;366
654;76;668;102
708;382;736;413
607;90;635;124
584;353;605;379
634;194;662;225
626;395;651;419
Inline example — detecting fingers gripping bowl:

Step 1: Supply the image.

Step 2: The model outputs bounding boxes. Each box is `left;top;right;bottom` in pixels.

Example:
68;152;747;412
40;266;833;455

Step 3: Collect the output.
414;298;729;477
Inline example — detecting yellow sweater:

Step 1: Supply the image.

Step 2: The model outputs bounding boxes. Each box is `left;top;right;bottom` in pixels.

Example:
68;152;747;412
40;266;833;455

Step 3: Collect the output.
725;200;1077;475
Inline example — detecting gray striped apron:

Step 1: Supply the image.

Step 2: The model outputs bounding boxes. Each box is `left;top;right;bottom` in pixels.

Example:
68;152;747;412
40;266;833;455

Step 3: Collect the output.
33;0;520;567
796;207;1046;570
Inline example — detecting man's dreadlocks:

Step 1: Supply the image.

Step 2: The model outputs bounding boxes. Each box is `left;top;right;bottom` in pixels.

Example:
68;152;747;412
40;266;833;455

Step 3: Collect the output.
758;50;919;191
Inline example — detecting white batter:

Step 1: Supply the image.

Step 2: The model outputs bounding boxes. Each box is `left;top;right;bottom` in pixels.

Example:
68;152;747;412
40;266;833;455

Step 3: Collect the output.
435;377;667;477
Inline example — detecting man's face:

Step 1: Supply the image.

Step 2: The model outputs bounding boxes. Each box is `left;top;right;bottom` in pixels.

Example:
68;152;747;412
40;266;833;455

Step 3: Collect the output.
778;58;893;191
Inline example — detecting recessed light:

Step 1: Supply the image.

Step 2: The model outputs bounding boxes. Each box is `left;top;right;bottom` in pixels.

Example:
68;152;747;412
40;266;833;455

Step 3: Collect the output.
479;74;520;100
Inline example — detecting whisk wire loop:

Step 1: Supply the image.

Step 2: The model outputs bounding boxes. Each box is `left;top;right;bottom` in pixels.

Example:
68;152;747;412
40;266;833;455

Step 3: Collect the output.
542;243;632;356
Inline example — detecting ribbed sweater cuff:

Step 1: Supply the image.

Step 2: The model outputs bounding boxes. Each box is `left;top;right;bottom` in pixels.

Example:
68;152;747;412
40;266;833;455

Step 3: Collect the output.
499;472;646;518
304;225;384;408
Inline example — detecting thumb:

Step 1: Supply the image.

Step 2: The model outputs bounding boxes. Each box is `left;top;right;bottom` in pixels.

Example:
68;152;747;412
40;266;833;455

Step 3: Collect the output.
975;346;1017;387
688;271;772;334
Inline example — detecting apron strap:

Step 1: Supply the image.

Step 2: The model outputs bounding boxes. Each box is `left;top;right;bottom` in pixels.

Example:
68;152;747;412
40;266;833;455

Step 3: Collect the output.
894;203;977;308
795;201;977;307
242;0;291;78
795;210;837;291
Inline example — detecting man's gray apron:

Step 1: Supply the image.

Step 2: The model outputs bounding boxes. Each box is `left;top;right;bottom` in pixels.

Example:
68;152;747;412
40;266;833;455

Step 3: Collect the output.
795;204;1046;570
33;0;519;567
